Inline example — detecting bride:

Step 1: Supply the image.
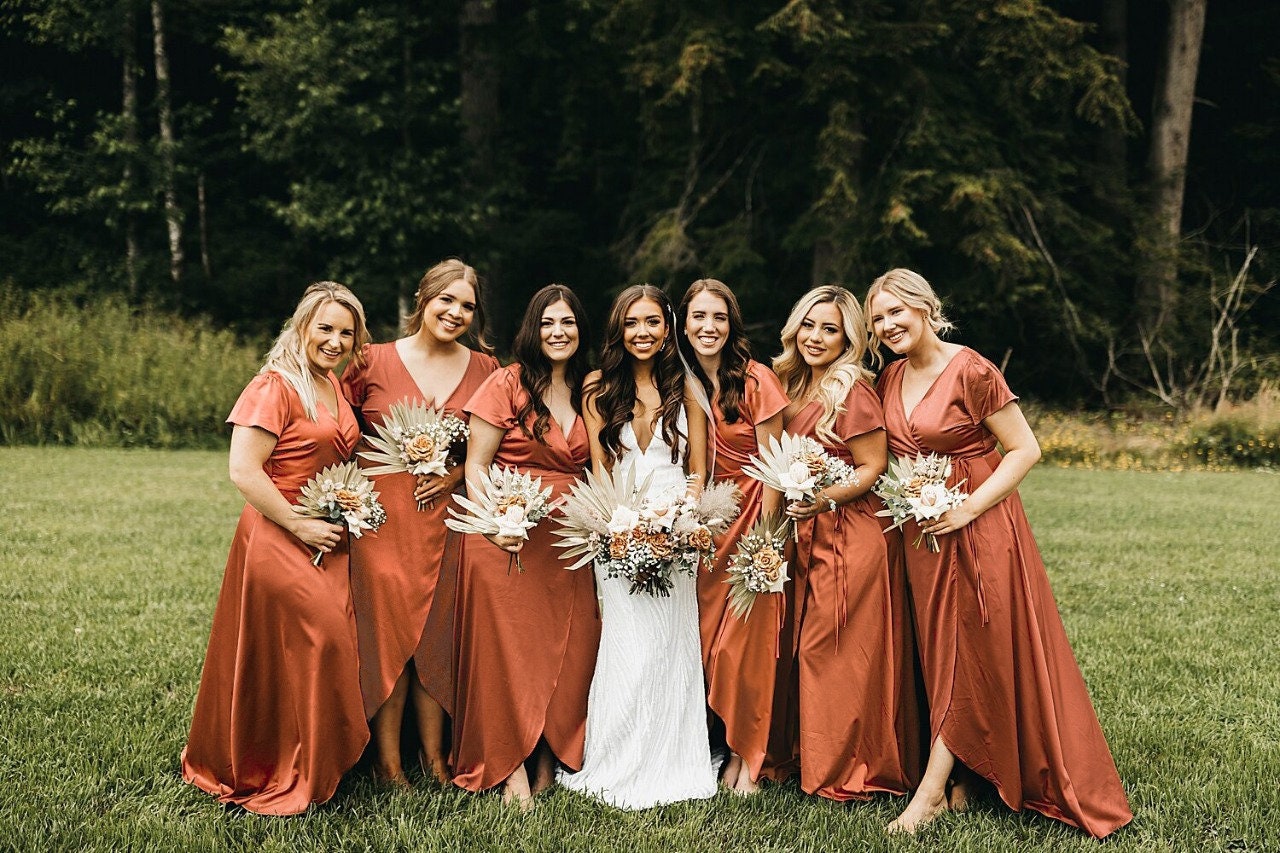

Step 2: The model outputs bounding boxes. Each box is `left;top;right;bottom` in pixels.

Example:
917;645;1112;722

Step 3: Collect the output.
558;284;718;809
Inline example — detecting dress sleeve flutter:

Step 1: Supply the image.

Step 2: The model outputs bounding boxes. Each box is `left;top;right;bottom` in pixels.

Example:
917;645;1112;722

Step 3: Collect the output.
464;366;520;431
227;372;291;437
835;379;886;443
961;353;1018;423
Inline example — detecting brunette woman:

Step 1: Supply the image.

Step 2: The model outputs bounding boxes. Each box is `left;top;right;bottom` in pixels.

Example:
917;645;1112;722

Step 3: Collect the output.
438;285;600;809
866;269;1131;837
677;279;788;794
182;282;371;814
772;285;920;802
342;259;499;785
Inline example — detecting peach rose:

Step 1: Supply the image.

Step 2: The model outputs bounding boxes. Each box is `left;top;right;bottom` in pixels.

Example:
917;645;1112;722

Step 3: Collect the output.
404;433;438;462
608;532;630;560
686;526;714;552
334;488;364;513
753;545;783;583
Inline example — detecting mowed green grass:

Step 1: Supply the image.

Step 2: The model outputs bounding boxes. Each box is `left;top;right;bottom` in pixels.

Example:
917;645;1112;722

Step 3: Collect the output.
1;448;1276;852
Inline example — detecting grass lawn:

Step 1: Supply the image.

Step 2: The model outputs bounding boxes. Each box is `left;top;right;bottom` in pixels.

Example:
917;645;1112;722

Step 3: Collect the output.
1;448;1277;852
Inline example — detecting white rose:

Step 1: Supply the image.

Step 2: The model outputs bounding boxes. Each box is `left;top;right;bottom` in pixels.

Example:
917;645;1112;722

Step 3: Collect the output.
607;505;641;535
778;460;817;502
908;482;951;520
495;504;534;539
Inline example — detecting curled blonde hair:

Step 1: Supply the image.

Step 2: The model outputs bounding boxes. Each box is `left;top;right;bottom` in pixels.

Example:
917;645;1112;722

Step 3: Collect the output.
864;268;953;366
262;281;370;421
772;285;874;444
404;258;494;354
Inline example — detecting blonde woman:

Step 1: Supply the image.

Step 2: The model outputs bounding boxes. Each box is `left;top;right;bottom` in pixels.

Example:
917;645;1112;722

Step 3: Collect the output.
771;285;921;802
182;282;371;814
866;269;1130;837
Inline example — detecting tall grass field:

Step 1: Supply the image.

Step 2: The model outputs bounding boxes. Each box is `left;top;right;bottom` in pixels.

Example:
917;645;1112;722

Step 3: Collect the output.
1;448;1277;852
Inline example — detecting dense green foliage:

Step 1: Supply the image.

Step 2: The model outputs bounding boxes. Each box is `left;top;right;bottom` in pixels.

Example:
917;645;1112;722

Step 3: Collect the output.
2;1;1277;403
1;452;1277;850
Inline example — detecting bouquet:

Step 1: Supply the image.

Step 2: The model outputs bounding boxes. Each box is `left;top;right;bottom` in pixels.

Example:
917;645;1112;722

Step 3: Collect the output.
725;513;791;621
295;460;387;565
444;465;556;571
357;399;470;509
742;432;860;535
873;452;968;552
553;467;740;597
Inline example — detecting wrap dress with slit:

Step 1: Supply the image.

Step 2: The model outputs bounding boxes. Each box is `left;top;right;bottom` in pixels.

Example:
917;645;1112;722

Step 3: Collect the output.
181;371;369;815
878;347;1131;838
342;344;498;719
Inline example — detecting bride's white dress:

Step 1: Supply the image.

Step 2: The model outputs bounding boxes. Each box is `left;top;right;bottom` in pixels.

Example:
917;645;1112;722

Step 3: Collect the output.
557;414;717;809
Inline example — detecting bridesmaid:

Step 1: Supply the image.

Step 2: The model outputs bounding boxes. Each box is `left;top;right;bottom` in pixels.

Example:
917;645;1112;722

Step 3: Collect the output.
438;285;600;808
342;258;499;785
773;285;920;802
866;268;1132;837
676;279;788;794
182;282;371;814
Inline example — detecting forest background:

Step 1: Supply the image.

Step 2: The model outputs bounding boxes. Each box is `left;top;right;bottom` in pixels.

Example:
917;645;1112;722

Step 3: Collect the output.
2;0;1277;456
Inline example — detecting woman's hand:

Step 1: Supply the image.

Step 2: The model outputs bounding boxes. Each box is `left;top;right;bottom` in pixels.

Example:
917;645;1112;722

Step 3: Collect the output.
289;512;345;554
785;493;831;522
920;501;979;538
486;533;525;553
415;465;464;506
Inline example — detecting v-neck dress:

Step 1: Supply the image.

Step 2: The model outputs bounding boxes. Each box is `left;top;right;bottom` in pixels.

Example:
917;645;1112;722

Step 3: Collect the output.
182;370;368;815
342;343;499;719
778;380;920;800
430;365;600;791
696;360;791;781
878;348;1131;838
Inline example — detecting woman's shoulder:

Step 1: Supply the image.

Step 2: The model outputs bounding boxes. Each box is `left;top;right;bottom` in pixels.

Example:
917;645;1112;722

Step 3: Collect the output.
470;348;502;373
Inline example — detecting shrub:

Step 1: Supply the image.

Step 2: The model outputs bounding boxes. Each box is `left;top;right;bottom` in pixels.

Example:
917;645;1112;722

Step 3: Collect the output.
1182;384;1280;469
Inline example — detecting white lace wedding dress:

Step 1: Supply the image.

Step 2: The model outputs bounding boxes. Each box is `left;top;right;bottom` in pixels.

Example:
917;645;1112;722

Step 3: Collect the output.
557;414;717;809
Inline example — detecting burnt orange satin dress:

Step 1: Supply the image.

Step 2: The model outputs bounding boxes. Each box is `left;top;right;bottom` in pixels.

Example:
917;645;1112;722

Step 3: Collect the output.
342;344;498;719
879;348;1131;838
181;371;369;815
698;360;790;779
785;381;920;800
427;366;600;791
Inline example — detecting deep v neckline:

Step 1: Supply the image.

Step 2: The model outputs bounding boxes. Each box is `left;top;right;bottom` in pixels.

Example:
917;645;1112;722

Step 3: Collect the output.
392;342;471;409
627;416;662;455
900;347;966;423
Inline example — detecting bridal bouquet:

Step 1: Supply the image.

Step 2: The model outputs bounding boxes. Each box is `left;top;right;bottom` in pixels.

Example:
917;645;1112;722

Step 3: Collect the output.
725;513;791;621
295;461;387;565
873;452;968;552
742;432;860;535
444;465;556;571
357;399;470;509
553;467;740;597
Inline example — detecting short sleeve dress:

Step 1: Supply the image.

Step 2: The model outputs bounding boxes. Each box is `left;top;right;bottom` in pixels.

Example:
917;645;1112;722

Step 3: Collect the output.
878;347;1132;838
697;360;790;781
781;379;922;800
181;371;368;815
427;365;600;791
342;343;499;719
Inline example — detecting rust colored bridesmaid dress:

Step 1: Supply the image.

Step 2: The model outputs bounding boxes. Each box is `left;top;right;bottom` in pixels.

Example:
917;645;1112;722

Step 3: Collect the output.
878;347;1132;838
785;380;921;800
428;366;600;791
697;360;790;780
342;343;498;721
181;371;369;815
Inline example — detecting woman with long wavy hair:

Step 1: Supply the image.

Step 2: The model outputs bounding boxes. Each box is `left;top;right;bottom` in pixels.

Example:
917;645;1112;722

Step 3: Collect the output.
342;259;499;785
557;284;717;809
182;282;372;814
866;269;1130;837
677;278;789;794
434;284;600;809
771;285;921;803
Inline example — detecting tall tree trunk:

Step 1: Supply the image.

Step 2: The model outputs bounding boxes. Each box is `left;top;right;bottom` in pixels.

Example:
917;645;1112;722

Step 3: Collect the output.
122;2;140;297
197;172;211;278
459;0;502;333
1096;0;1129;197
1138;0;1206;342
151;0;183;285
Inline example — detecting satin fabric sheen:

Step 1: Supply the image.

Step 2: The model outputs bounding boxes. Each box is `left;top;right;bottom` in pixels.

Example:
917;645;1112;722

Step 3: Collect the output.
878;348;1132;838
781;380;922;799
342;344;498;719
427;366;600;791
698;360;791;780
181;371;369;815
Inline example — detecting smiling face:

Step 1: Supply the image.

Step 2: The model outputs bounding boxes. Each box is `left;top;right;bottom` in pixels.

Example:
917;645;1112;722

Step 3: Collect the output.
303;300;357;374
869;289;929;356
622;296;667;361
796;300;847;369
422;278;476;343
684;290;730;359
539;299;580;364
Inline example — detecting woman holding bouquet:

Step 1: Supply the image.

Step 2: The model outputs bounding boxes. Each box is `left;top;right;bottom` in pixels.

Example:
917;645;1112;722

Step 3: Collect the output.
676;279;789;794
557;285;717;809
437;284;600;809
182;282;371;814
866;268;1131;837
771;285;921;802
342;259;499;786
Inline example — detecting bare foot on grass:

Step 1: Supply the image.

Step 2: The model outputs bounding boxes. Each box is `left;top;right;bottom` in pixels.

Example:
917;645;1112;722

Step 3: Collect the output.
886;790;948;834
